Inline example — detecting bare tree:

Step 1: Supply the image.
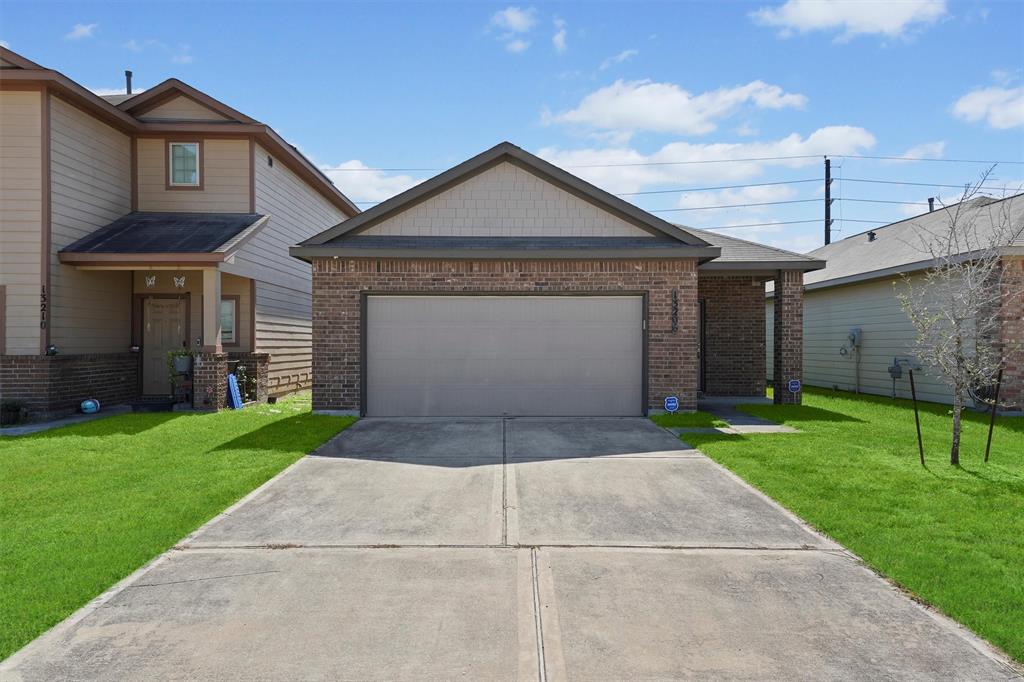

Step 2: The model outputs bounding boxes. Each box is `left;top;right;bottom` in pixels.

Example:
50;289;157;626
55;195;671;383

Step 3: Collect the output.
896;170;1023;465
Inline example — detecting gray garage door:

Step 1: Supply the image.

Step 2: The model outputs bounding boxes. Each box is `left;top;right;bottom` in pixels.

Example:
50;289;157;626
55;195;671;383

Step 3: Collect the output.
365;295;643;416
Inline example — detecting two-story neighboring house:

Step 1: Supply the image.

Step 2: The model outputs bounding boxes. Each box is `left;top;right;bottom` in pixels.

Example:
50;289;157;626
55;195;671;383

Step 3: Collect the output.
0;47;359;416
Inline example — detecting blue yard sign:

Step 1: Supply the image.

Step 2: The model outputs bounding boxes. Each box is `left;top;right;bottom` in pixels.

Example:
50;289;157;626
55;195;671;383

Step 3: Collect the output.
788;379;801;394
664;396;679;413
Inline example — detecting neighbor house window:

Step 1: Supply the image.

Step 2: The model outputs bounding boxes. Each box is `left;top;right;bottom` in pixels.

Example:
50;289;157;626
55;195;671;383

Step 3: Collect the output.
169;142;200;187
220;298;237;345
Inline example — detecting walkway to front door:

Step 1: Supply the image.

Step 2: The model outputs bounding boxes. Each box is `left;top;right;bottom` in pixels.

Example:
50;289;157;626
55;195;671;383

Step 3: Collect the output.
3;419;1015;680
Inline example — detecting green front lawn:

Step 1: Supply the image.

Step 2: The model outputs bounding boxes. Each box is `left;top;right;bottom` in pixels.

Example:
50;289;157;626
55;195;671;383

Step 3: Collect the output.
683;388;1024;663
0;393;355;660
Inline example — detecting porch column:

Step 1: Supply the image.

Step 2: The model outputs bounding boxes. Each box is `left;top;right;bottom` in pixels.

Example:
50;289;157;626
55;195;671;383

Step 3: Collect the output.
773;269;803;405
201;268;222;353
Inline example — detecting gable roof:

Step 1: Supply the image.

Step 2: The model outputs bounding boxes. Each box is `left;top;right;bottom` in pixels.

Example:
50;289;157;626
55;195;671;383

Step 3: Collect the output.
788;193;1024;292
116;78;256;123
298;142;712;248
0;46;359;218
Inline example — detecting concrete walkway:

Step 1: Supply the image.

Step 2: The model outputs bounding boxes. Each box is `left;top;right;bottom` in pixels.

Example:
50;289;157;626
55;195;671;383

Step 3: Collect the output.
2;418;1017;681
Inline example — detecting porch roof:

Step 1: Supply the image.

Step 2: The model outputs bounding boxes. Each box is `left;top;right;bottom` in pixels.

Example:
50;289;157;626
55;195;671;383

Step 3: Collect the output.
59;212;268;266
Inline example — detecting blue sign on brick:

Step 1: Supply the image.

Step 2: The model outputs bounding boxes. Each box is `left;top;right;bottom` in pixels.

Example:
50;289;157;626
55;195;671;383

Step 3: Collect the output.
664;396;679;413
788;379;801;394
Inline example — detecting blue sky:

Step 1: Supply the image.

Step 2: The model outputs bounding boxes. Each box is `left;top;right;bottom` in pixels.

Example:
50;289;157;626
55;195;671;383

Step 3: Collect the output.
2;0;1023;252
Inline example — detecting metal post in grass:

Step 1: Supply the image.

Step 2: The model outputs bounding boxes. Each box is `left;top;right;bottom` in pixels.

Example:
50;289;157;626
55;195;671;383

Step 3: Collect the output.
985;368;1003;463
909;369;925;466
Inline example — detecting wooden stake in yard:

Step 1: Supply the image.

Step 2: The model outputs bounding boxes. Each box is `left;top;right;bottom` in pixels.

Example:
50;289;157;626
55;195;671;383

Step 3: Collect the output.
909;369;925;466
985;369;1003;463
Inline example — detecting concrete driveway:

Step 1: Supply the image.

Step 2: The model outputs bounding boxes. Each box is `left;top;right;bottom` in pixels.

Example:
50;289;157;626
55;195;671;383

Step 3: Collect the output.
2;418;1016;681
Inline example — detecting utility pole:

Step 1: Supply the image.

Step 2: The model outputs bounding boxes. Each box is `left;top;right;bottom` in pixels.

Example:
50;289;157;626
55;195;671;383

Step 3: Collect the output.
824;156;834;245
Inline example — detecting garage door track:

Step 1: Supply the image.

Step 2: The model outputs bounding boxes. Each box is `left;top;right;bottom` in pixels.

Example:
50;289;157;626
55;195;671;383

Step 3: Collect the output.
2;418;1016;680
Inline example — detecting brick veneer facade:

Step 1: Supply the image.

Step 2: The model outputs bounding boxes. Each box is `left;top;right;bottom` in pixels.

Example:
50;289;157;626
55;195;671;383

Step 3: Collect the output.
999;256;1024;410
311;257;700;413
698;274;768;396
773;269;804;405
0;353;140;417
229;351;271;403
192;352;228;411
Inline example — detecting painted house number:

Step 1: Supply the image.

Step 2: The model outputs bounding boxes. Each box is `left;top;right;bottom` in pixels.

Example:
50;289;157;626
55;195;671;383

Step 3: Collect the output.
39;285;47;329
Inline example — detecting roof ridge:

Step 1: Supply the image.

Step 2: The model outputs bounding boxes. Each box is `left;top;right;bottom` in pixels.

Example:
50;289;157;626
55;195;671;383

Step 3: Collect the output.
680;225;820;261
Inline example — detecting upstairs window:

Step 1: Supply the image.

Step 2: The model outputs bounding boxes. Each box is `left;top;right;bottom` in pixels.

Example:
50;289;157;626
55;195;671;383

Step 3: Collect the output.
169;142;200;187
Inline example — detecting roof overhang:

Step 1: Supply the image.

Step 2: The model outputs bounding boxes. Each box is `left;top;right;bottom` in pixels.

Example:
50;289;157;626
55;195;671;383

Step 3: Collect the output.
700;259;826;272
58;252;227;268
290;244;720;262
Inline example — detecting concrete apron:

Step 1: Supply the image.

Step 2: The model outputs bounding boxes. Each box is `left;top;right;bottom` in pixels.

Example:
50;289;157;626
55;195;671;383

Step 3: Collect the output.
2;418;1018;681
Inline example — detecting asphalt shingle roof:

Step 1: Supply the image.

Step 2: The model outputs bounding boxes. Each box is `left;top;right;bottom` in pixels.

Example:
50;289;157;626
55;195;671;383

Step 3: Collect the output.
61;212;266;253
799;194;1024;289
679;226;823;265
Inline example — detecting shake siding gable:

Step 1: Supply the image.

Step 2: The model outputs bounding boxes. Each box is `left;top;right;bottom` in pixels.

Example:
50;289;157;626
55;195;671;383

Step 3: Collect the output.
49;95;132;353
244;144;347;395
136;137;249;212
136;95;230;121
0;90;43;354
360;161;654;238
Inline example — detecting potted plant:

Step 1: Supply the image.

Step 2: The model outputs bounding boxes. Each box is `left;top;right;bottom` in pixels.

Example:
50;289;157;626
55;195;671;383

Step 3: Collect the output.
167;349;197;399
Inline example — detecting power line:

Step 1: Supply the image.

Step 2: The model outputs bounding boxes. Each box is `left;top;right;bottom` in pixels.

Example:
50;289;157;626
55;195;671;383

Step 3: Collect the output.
687;217;888;231
838;154;1024;165
840;177;1020;190
648;199;820;213
618;178;820;196
321;154;1024;173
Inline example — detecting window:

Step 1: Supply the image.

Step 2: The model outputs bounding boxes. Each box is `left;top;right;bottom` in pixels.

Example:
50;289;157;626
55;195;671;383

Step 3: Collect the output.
220;298;237;345
169;142;200;187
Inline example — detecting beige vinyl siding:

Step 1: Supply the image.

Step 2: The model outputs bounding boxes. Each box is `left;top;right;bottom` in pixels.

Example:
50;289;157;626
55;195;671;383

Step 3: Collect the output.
362;160;652;238
235;143;346;393
767;276;959;404
0;90;42;354
49;95;132;353
254;280;311;394
136;95;230;122
136;137;249;212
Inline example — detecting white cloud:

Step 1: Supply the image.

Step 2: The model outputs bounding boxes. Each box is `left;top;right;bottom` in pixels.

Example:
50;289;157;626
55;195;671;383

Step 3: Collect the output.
549;79;807;136
552;19;567;53
171;45;194;64
321;160;424;203
599;49;638;70
490;6;536;33
952;86;1024;129
123;38;143;52
65;23;98;40
0;40;9;48
89;86;146;96
505;39;530;53
751;0;946;40
882;140;946;164
536;125;876;195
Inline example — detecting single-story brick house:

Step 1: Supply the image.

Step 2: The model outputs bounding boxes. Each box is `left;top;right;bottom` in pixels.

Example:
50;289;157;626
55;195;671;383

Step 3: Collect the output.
291;142;824;417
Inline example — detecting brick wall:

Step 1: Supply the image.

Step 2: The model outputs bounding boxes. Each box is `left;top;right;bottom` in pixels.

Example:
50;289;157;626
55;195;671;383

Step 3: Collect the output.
229;351;270;403
311;258;700;413
698;274;767;396
773;270;804;405
0;353;139;417
999;256;1024;410
192;352;227;411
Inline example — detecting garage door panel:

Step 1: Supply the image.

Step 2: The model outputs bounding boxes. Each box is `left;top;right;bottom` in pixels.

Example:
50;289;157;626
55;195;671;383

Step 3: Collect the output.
366;296;643;416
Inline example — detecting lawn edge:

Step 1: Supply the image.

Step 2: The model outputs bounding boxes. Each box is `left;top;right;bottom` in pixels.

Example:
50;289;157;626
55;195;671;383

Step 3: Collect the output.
682;426;1024;674
0;453;314;669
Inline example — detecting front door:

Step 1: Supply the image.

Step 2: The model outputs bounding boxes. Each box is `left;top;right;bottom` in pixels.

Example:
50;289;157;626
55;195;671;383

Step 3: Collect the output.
143;297;187;395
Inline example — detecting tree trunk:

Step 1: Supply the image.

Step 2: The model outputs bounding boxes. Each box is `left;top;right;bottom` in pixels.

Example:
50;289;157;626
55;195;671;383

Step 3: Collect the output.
951;388;962;466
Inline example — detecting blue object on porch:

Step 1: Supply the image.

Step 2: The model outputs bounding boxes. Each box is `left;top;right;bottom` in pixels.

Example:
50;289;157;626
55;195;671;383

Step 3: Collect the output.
80;399;100;414
228;374;243;409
